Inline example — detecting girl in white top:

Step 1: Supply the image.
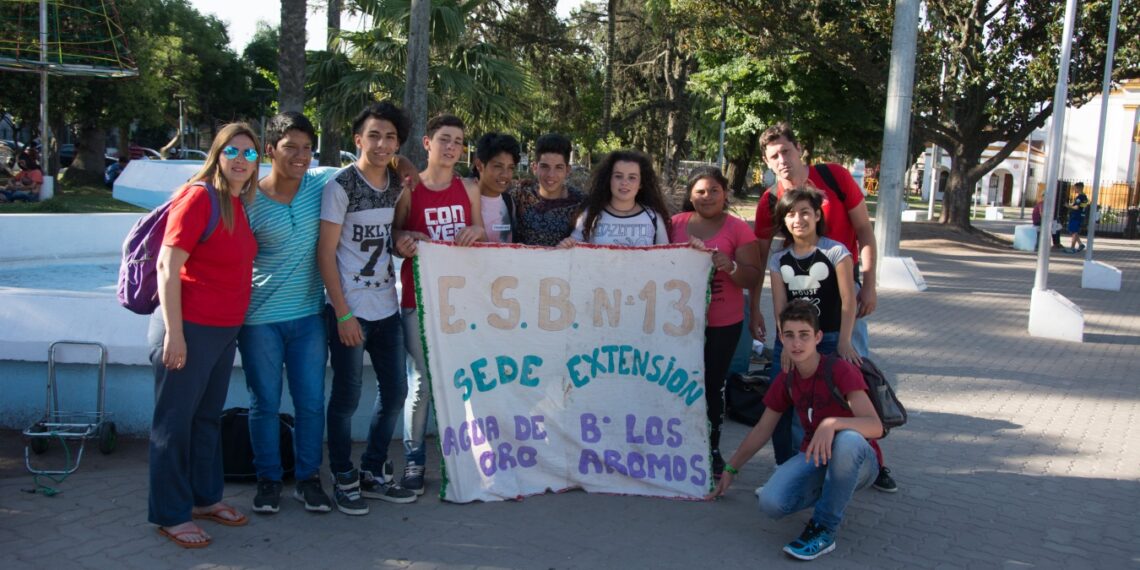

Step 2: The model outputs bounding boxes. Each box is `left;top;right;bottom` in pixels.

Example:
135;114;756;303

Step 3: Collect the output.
559;150;671;247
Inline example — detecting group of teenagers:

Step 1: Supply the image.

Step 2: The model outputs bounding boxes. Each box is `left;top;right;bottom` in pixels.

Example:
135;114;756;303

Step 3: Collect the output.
146;99;896;561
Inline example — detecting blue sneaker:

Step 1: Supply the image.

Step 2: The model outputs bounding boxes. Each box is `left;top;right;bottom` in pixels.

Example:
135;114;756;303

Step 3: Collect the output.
783;520;836;561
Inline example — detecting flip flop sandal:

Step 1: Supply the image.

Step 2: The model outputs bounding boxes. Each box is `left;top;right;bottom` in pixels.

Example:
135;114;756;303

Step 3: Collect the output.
192;504;249;527
157;526;211;549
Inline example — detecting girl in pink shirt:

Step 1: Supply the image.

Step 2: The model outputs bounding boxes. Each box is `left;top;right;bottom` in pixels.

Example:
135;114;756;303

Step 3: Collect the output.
671;167;761;478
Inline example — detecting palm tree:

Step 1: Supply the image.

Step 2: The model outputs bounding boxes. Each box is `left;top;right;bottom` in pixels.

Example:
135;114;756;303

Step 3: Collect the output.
308;0;531;163
279;0;307;113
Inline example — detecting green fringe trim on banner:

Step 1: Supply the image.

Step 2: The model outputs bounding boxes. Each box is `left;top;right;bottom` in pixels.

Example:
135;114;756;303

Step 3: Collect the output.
412;250;449;499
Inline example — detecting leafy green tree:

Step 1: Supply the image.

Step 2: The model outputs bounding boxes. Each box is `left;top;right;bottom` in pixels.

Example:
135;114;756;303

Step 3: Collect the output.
309;0;530;161
693;0;1140;229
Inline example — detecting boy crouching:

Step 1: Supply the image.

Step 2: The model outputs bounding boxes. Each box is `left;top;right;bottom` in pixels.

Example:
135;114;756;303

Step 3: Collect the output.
709;299;883;561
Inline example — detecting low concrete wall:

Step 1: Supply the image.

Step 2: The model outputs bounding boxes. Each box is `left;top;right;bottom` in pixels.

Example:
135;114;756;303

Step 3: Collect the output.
0;213;142;262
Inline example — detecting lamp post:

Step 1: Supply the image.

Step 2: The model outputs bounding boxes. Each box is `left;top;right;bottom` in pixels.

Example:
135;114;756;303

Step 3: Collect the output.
716;83;729;170
175;95;185;158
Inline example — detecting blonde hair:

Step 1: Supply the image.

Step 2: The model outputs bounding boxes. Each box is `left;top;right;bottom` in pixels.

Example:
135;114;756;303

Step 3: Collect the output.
186;122;260;231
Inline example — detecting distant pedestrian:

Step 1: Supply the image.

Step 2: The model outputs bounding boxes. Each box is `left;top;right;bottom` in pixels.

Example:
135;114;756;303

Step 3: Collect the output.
1065;182;1089;253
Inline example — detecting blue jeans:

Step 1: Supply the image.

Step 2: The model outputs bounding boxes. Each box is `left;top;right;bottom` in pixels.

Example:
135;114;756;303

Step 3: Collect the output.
771;331;839;465
402;308;431;466
758;430;879;532
237;314;327;481
326;306;408;475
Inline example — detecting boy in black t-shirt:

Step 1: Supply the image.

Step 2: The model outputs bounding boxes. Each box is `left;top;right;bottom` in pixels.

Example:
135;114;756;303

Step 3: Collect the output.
709;300;883;561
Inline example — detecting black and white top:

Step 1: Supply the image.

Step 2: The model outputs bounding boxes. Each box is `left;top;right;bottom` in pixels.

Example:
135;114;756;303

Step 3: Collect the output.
768;237;851;333
320;165;402;320
570;208;669;246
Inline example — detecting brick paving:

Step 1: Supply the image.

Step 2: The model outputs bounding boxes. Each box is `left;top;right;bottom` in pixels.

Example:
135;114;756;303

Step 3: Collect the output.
2;221;1138;569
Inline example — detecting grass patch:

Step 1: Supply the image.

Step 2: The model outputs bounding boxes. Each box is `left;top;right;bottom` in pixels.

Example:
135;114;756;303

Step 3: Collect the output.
0;183;145;214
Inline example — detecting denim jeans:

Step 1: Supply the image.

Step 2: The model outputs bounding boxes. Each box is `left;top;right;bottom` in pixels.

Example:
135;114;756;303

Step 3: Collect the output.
325;306;408;475
757;430;879;532
237;314;327;481
402;307;431;466
770;331;839;465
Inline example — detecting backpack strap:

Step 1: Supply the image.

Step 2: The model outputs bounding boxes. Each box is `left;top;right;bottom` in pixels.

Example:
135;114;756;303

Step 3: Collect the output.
645;207;658;242
819;354;852;412
503;192;518;243
764;185;778;227
812;164;847;204
191;182;222;243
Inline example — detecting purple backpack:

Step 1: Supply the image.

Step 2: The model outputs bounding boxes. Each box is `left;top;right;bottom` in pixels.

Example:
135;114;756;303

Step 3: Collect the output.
117;183;220;314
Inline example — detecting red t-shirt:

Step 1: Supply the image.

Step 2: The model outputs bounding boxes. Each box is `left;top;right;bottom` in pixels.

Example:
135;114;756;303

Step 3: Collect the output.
163;185;257;326
753;164;865;257
670;212;756;327
763;356;881;457
399;176;473;309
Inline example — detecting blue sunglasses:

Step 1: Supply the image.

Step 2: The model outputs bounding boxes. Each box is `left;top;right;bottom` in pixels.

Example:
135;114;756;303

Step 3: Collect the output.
222;145;258;162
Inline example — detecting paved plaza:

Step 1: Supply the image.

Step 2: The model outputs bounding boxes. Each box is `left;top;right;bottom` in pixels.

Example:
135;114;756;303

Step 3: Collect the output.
2;219;1138;569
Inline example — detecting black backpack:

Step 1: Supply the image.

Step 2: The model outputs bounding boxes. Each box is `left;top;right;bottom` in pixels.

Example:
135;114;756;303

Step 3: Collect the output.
787;354;906;437
220;407;296;481
726;370;772;426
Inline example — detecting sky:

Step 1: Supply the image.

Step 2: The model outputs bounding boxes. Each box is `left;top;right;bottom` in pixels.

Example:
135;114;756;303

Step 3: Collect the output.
189;0;583;53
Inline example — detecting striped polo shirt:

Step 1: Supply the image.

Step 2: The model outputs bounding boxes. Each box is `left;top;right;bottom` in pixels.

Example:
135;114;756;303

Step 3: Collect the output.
244;167;338;325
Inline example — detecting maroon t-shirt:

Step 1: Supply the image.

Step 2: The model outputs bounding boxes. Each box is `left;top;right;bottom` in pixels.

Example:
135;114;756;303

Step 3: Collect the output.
763;356;882;456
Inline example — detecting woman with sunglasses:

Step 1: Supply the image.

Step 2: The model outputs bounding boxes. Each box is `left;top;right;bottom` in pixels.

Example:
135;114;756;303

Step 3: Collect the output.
148;124;260;548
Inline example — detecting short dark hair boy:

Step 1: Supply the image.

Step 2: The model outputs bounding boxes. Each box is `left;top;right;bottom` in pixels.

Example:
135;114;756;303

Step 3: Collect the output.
709;299;884;561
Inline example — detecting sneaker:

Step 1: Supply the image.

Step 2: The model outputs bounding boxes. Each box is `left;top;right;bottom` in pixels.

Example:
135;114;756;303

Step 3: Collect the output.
331;469;369;515
1062;248;1076;253
401;464;426;496
1078;244;1086;252
361;469;418;503
783;520;836;561
380;460;396;484
873;466;899;493
252;479;283;514
292;476;333;513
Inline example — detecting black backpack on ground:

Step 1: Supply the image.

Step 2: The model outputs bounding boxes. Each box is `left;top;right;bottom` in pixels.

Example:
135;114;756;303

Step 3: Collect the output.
220;407;296;481
726;369;773;426
787;354;907;437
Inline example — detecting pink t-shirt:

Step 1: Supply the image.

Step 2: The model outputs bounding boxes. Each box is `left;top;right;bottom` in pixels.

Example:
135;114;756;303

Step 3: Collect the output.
671;212;756;327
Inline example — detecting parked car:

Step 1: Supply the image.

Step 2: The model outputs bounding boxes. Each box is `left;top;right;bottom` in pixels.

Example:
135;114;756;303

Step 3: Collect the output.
171;149;207;160
311;150;357;167
59;143;76;167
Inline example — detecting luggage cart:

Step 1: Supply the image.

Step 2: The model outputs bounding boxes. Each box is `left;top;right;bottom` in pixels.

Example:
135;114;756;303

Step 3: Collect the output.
23;341;117;475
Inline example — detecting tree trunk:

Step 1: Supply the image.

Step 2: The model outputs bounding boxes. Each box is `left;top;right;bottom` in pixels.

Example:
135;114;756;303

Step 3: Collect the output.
940;156;976;228
601;0;615;139
663;37;695;187
727;133;759;198
319;0;344;167
70;123;106;175
278;0;307;113
401;0;431;169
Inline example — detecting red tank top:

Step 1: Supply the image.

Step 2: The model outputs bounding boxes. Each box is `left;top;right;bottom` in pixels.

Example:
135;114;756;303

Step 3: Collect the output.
400;176;472;308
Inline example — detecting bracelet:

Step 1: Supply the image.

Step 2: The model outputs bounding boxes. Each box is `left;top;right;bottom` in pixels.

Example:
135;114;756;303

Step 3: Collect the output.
724;464;739;476
337;311;354;323
729;261;739;275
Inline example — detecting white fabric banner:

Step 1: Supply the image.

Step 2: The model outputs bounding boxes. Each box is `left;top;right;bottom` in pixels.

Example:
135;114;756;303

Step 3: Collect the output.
414;241;714;503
